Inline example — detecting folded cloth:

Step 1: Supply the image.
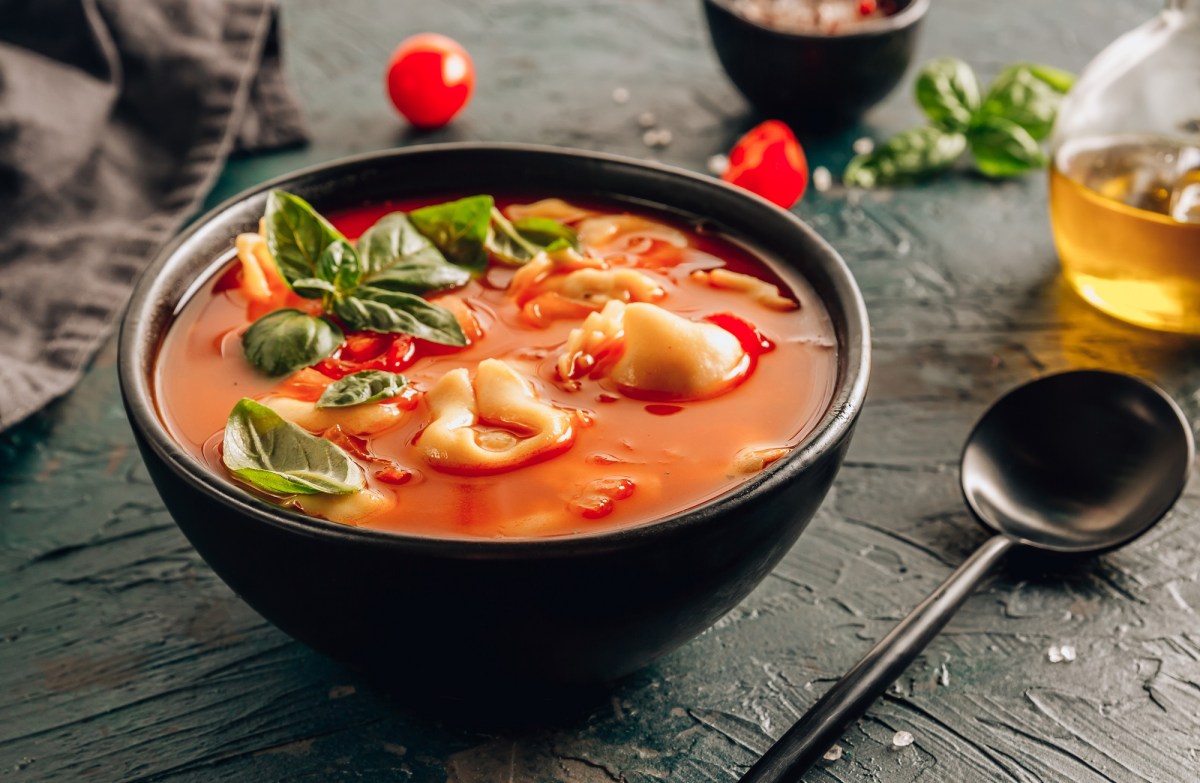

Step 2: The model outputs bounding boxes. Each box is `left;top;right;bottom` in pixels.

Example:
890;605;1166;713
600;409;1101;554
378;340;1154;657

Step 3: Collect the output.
0;0;307;431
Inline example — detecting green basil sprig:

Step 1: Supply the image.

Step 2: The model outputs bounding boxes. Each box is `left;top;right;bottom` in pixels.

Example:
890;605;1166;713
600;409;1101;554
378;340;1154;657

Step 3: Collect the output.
846;58;1075;187
915;57;980;133
359;212;471;294
264;191;346;287
409;195;494;271
242;309;344;377
333;287;466;344
222;398;365;496
844;128;968;188
244;191;577;375
317;370;408;409
486;208;580;264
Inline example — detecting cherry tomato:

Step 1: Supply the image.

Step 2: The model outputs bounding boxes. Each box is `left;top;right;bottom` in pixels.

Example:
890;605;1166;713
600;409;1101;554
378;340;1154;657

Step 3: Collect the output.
386;33;474;129
721;120;808;209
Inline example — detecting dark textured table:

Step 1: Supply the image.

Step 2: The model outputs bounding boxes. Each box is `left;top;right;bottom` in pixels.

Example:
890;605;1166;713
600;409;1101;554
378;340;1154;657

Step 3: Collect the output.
4;1;1199;781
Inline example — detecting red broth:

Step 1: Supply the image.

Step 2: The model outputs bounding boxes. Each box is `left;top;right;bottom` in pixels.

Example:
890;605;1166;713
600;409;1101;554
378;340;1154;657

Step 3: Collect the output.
154;197;837;538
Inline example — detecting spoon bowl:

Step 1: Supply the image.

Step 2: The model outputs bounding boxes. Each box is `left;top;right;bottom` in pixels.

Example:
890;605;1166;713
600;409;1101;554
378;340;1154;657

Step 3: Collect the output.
962;369;1193;553
741;370;1194;783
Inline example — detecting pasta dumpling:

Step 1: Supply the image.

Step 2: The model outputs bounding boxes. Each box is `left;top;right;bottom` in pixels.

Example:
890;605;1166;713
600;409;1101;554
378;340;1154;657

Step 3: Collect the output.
690;268;798;312
419;359;576;474
262;396;406;436
558;301;748;400
508;245;665;326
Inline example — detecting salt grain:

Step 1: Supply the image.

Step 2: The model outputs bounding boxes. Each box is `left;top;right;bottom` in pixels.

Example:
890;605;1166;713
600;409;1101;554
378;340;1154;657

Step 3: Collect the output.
1047;644;1077;663
642;129;672;148
853;136;875;155
612;87;630;104
823;744;844;761
812;166;833;192
892;730;914;748
638;111;657;128
707;154;729;175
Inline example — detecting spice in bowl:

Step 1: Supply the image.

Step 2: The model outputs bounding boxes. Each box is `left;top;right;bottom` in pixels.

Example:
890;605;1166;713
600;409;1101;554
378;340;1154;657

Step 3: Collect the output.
728;0;899;34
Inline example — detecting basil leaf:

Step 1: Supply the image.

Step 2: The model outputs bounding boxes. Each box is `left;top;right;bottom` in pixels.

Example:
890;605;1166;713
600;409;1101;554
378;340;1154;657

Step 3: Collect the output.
358;212;447;274
367;263;471;295
486;209;581;265
317;370;408;409
316;239;362;294
915;57;980;132
333;288;467;346
486;208;544;265
242;309;344;377
264;190;346;287
979;64;1071;141
1025;64;1076;95
292;277;337;300
968;115;1048;178
843;127;968;188
409;195;494;271
514;217;580;250
222;398;364;496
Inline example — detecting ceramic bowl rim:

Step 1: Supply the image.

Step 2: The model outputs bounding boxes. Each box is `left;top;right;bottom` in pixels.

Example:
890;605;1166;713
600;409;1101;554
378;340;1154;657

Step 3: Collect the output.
118;142;870;558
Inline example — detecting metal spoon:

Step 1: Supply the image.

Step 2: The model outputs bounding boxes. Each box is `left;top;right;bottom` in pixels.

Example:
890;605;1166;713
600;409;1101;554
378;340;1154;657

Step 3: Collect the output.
741;369;1194;783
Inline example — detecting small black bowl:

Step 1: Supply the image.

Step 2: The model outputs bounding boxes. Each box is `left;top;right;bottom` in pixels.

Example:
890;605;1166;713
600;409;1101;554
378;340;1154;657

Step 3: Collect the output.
118;144;870;700
702;0;929;131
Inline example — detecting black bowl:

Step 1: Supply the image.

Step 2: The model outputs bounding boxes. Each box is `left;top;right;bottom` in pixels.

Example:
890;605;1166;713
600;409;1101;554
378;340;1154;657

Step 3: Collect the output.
118;144;870;699
702;0;929;131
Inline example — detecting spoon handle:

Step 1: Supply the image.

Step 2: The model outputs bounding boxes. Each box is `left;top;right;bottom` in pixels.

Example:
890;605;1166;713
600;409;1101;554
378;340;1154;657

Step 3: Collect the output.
740;534;1014;783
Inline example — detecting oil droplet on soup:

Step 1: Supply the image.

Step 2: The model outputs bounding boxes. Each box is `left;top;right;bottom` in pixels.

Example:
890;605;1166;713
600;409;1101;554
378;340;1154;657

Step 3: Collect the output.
154;196;837;538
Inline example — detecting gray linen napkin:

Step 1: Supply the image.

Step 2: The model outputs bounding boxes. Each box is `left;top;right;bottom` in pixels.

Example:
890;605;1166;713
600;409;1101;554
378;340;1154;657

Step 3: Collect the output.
0;0;307;430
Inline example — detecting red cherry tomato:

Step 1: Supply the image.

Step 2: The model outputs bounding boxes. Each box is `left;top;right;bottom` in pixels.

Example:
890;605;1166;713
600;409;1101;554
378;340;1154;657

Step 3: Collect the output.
721;120;808;209
386;33;474;129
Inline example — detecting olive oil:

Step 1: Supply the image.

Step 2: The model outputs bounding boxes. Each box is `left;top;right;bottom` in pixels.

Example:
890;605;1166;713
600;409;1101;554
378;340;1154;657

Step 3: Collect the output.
1050;135;1200;332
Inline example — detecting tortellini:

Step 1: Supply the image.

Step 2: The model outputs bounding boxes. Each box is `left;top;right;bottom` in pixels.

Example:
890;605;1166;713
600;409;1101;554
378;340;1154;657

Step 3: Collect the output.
558;301;748;400
508;245;664;325
419;359;576;474
262;396;406;436
690;268;798;312
503;198;599;224
576;214;688;255
296;489;394;525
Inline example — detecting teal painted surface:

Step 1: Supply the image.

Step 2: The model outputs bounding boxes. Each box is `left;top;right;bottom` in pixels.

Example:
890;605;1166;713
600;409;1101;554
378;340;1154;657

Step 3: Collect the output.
5;1;1200;781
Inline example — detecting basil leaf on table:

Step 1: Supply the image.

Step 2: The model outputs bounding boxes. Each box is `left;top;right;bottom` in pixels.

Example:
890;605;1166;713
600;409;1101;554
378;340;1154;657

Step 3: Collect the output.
979;64;1071;141
316;238;363;295
968;115;1048;177
222;398;365;495
409;195;494;271
915;57;981;132
317;370;408;409
358;212;447;274
333;287;467;346
843;127;968;187
264;190;346;287
1024;63;1076;95
242;308;344;376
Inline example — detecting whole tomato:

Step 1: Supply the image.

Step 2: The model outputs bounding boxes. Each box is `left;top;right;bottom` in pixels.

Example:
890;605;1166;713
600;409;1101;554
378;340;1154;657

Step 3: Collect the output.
386;33;475;129
721;120;808;209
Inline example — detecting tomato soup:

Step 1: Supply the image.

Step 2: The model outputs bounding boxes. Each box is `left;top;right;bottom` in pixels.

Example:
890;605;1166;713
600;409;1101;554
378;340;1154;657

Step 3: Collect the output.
154;194;837;538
